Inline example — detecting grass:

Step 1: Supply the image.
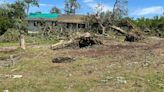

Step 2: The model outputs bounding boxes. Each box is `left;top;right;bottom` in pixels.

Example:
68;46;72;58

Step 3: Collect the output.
0;42;19;47
0;37;164;92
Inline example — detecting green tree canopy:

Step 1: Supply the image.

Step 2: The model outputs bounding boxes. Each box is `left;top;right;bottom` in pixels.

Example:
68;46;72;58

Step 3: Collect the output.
64;0;80;15
50;6;61;14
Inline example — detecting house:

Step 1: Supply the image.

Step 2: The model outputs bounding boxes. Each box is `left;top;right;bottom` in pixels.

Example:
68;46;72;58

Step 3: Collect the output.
26;13;59;32
26;13;97;32
56;15;88;31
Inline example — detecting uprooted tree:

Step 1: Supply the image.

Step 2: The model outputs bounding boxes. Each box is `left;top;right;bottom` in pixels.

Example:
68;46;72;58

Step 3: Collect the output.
51;32;103;50
85;1;143;42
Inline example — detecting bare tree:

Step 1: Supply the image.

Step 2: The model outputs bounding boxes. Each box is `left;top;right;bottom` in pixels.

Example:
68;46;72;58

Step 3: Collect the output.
24;0;39;14
113;0;128;21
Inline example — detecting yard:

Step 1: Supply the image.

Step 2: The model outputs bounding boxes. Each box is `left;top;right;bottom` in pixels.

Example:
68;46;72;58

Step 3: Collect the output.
0;36;164;92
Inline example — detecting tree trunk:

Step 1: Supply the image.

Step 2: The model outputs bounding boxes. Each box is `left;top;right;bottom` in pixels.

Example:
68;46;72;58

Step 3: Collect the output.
20;33;26;50
102;27;106;34
27;4;30;15
109;25;127;35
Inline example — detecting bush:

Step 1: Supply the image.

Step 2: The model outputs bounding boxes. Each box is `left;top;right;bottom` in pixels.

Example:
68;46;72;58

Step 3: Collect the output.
0;29;20;42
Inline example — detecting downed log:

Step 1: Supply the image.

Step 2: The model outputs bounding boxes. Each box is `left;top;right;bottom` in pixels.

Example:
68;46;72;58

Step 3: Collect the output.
109;25;127;35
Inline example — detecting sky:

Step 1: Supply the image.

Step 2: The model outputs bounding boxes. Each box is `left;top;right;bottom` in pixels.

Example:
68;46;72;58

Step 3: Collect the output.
1;0;164;18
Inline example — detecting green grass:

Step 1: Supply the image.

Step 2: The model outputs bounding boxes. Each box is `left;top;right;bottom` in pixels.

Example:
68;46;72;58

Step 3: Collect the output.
0;42;19;47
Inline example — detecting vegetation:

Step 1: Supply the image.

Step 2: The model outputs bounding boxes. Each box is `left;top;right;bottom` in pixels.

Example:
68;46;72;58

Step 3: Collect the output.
0;4;15;35
132;16;164;37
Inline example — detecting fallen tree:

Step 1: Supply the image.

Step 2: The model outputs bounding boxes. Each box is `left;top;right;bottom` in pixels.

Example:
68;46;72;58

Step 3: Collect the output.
109;24;144;42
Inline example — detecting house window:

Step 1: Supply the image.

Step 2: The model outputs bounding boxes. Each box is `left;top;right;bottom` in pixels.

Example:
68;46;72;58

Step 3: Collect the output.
34;21;37;26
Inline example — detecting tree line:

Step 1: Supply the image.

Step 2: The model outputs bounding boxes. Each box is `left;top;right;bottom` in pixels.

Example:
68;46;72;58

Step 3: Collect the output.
132;16;164;37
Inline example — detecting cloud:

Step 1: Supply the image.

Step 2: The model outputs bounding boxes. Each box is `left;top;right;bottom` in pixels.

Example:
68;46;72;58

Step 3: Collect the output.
133;6;164;16
101;4;113;12
88;3;112;12
83;0;112;12
39;3;54;7
83;0;94;3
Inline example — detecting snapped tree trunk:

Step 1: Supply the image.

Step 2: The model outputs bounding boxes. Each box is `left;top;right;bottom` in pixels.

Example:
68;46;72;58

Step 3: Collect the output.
102;27;106;34
20;33;26;50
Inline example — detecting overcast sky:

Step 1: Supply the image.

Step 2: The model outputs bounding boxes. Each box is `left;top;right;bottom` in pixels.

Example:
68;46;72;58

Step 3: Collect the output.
1;0;164;18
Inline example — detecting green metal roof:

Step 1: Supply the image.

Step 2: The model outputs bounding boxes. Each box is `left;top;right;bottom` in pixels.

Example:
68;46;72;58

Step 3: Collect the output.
27;13;59;19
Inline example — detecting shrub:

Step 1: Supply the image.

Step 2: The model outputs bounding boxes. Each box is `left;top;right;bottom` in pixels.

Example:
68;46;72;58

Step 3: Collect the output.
0;29;20;42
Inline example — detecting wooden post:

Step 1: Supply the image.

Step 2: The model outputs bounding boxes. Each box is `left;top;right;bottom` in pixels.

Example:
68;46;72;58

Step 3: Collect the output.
76;23;78;31
20;33;26;50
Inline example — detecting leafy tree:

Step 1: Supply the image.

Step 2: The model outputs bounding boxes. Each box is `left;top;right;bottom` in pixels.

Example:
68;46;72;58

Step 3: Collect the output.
0;3;14;35
64;0;80;15
50;6;61;14
10;0;27;49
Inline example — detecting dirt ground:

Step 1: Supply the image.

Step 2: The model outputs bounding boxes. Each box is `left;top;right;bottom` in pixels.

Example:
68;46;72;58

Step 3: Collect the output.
0;36;164;92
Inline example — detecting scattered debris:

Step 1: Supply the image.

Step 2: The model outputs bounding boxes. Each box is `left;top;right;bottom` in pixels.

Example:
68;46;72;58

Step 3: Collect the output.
12;75;23;79
0;74;22;79
52;57;75;63
101;79;108;83
126;62;139;68
3;90;9;92
101;76;127;85
0;54;21;67
116;77;127;84
158;84;164;89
